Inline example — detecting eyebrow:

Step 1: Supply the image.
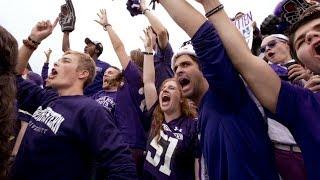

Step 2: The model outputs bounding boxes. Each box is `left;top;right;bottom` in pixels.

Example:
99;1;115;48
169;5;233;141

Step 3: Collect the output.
295;24;320;47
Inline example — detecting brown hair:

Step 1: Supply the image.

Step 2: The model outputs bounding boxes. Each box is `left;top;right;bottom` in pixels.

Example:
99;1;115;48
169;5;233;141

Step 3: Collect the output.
289;5;320;59
130;49;144;70
0;25;18;177
150;78;197;141
64;50;96;88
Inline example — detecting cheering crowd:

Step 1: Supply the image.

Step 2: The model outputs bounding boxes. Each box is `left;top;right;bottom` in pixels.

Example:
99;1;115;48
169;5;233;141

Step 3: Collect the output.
1;0;320;179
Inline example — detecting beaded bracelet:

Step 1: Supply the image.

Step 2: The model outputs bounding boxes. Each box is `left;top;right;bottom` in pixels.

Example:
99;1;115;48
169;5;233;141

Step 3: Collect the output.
23;39;38;50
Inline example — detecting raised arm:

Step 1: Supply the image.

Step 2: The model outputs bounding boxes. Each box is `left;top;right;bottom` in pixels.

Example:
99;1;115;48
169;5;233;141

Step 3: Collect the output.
158;0;206;38
95;9;130;69
142;27;158;110
140;0;168;49
62;32;70;52
16;18;58;74
42;48;52;86
198;0;281;113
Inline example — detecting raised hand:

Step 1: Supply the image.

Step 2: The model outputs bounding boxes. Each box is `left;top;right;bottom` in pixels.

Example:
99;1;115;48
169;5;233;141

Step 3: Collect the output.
95;9;109;28
140;0;147;11
304;75;320;93
288;64;312;82
29;17;59;43
140;27;153;49
44;48;52;63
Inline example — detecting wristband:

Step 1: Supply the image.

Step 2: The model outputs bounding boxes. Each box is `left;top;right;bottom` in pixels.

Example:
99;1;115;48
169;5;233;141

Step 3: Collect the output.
103;24;112;31
143;51;153;55
23;39;38;50
28;36;41;45
205;4;224;18
142;9;150;15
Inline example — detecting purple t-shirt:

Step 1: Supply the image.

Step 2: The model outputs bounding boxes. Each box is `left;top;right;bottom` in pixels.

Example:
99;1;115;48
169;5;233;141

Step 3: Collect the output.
12;76;137;180
41;62;49;87
91;90;117;119
154;43;174;91
114;61;146;149
144;116;199;180
193;21;278;179
84;59;110;96
276;81;320;180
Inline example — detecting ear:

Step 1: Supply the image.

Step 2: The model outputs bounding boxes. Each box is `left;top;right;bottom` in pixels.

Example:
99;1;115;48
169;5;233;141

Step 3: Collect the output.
95;49;99;54
78;70;89;80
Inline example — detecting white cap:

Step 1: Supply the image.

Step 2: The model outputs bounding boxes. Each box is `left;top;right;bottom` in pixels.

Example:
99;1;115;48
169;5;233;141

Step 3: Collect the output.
171;44;197;70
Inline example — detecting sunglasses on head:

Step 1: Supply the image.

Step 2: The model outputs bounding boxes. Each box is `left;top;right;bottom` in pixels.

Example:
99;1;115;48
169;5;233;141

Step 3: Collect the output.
260;39;287;53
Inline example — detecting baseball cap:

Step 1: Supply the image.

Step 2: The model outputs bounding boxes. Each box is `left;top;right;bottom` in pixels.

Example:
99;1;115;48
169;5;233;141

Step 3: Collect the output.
85;37;103;55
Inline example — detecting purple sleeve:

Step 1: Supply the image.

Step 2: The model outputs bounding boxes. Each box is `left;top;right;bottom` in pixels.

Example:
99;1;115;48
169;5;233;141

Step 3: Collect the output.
155;43;174;66
17;76;57;114
83;105;137;179
123;61;143;89
41;62;49;86
276;81;320;141
191;21;248;106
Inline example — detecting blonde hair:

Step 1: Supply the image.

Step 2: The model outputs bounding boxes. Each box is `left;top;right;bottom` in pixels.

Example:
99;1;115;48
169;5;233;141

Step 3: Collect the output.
64;50;96;88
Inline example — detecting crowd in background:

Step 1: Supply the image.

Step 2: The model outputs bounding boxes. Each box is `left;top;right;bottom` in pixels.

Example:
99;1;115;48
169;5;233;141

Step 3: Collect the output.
1;0;320;179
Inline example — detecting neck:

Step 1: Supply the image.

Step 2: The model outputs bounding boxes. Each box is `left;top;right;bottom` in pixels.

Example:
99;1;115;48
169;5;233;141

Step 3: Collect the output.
57;86;84;96
194;78;209;106
164;109;181;123
104;86;118;92
92;54;98;61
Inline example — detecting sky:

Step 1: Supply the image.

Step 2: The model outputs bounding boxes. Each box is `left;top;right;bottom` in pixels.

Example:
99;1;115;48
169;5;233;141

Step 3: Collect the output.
0;0;281;74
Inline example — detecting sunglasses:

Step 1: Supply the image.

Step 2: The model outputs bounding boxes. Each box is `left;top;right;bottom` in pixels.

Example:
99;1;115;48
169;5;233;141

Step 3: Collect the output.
260;39;286;53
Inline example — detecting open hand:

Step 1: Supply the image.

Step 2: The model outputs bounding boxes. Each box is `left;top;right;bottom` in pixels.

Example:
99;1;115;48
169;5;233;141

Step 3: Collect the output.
140;26;154;49
94;9;109;28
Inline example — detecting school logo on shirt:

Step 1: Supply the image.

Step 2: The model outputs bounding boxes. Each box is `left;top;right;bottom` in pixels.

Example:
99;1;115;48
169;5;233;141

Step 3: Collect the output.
32;106;65;134
96;67;102;72
95;96;116;113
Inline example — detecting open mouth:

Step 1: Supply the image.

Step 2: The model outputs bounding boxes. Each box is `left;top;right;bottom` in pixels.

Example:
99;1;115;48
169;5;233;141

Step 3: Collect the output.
49;68;58;79
162;95;171;103
267;52;275;59
314;43;320;56
179;78;190;89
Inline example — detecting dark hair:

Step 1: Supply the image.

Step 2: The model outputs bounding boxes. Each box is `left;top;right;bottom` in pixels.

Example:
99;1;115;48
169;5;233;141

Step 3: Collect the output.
0;25;18;177
150;78;197;141
288;5;320;58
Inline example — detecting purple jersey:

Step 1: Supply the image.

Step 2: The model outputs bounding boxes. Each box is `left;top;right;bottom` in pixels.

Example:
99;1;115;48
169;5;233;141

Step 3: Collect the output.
91;90;117;119
115;61;146;149
276;81;320;179
12;76;137;180
144;116;199;180
84;59;110;96
154;43;174;91
41;62;49;87
192;21;278;179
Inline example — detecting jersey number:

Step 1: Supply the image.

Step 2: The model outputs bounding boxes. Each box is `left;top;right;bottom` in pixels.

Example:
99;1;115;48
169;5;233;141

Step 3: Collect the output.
146;130;178;176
